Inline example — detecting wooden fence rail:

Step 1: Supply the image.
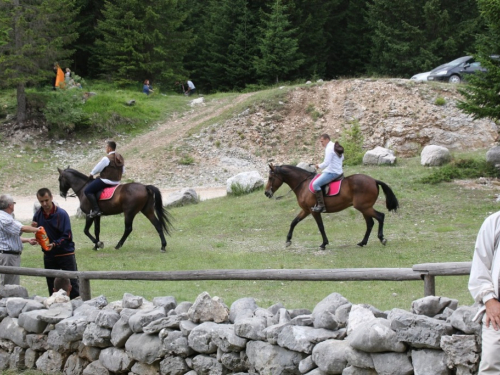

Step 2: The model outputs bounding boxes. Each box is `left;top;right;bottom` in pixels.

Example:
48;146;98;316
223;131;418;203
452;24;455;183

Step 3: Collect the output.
0;262;473;301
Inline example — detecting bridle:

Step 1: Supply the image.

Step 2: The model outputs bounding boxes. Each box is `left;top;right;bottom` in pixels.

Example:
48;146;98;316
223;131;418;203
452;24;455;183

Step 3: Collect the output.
59;171;86;199
269;166;311;200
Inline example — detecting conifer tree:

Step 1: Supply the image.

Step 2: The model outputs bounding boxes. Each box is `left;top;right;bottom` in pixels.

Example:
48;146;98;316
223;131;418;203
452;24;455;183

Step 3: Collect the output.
254;0;304;84
0;0;78;124
95;0;193;85
457;0;500;124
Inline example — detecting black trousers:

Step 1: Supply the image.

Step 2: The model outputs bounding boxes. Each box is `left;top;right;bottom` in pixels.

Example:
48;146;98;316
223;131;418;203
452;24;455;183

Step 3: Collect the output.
44;254;80;299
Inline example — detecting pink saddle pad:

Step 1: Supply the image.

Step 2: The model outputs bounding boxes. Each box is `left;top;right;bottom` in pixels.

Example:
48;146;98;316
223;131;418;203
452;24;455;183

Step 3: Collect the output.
309;175;342;196
99;186;118;201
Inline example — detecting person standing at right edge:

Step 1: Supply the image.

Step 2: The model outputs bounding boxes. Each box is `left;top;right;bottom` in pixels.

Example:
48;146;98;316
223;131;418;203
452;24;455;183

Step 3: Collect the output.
469;210;500;373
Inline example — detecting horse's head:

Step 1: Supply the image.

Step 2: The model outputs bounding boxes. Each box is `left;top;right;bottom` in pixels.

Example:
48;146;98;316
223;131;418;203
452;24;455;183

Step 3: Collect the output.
265;164;284;198
57;167;71;198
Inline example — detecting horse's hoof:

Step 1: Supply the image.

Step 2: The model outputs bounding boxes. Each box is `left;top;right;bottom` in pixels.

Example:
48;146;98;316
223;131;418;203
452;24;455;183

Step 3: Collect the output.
285;241;292;247
319;245;326;250
97;241;104;249
115;244;121;250
160;248;166;253
381;238;387;246
92;246;98;252
357;242;365;247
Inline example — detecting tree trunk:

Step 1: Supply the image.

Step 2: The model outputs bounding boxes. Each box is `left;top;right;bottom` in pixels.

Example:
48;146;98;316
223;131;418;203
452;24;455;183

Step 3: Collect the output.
16;83;26;124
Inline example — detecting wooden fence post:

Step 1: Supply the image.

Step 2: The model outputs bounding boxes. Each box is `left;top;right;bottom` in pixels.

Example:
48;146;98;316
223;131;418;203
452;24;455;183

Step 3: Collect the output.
79;277;91;301
423;275;435;296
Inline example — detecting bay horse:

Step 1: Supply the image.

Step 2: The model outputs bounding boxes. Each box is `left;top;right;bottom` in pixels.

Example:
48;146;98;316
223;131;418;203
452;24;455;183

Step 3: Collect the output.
264;164;399;250
57;168;173;252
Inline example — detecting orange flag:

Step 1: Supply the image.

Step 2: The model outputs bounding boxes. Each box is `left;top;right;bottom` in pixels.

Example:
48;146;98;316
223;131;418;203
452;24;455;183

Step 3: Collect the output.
55;66;65;88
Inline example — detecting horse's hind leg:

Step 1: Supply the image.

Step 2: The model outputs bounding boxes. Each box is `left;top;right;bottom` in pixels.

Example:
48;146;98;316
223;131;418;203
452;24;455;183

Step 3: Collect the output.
286;210;310;247
143;208;167;253
358;209;386;247
312;212;329;250
115;213;135;249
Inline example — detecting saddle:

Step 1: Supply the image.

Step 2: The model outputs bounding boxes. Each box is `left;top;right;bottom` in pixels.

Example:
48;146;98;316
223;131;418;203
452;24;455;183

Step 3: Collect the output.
98;186;119;201
309;174;344;196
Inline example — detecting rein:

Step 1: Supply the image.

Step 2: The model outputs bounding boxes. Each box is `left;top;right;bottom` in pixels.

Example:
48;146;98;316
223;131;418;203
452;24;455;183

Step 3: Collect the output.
272;169;311;200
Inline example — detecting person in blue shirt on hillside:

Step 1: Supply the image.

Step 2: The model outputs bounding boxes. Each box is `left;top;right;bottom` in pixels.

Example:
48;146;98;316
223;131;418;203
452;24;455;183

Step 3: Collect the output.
143;79;154;95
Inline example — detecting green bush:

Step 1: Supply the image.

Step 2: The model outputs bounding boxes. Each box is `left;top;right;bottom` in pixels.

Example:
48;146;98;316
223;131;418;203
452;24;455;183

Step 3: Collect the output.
340;120;364;166
420;158;499;184
42;90;89;134
435;97;446;106
178;155;195;165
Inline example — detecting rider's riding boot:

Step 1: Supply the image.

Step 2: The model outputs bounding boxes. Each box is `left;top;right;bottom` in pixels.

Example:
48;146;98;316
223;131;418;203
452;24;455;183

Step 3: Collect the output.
87;194;103;218
311;191;326;213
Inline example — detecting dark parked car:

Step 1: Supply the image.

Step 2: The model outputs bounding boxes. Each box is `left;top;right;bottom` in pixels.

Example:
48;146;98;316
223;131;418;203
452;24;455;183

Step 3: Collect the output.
427;56;486;83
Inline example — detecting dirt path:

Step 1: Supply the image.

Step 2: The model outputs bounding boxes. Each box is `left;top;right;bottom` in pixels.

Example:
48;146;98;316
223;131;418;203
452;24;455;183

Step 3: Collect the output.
12;186;227;222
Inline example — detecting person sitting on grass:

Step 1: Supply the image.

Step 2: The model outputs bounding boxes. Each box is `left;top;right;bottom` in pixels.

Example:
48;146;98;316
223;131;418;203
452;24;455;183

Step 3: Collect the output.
143;80;154;95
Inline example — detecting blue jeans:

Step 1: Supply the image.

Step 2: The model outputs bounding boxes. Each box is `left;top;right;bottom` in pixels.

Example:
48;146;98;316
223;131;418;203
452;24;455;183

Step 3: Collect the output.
312;172;340;192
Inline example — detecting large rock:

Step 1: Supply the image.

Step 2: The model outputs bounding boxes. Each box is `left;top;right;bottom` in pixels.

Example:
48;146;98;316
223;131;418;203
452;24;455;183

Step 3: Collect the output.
187;321;218;354
82;360;110;375
162;330;194;357
311;293;351;330
486;145;500;166
363;147;396;165
188;292;229;323
411;296;458;317
95;310;121;329
220;350;249;372
212;324;248;352
122;293;143;309
0;285;28;298
128;308;166;333
153;296;177;311
26;334;49;351
63;353;89;375
125;332;164;365
371;352;413;375
349;318;406;353
420;145;451;166
411;349;451;375
229;297;258;323
165;188;199;208
9;346;25;370
46;329;80;353
37;302;73;324
191;354;225;374
389;309;453;349
6;297;29;317
0;350;8;370
234;316;267;340
277;325;346;354
447;306;481;335
130;362;160;375
440;334;480;375
0;317;28;348
99;347;134;373
35;350;67;374
342;366;377;375
55;316;88;343
25;348;39;369
160;355;190;375
344;346;374;369
82;323;112;348
246;340;305;375
18;310;48;334
226;171;265;194
347;305;376;335
312;339;349;374
110;317;134;348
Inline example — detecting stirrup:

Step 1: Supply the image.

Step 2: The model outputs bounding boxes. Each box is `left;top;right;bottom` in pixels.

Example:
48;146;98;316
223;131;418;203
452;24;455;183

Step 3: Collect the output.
87;210;103;218
311;205;326;213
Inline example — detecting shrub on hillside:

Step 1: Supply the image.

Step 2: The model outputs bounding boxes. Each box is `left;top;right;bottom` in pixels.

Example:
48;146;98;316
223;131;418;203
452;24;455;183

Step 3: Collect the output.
340;120;364;166
43;90;90;134
420;158;499;184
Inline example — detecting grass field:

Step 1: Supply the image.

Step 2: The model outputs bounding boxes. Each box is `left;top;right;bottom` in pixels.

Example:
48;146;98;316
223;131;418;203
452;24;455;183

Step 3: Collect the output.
15;151;495;313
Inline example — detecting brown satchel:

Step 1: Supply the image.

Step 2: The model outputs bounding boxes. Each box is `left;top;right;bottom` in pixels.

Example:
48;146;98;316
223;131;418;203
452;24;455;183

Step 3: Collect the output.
334;141;344;157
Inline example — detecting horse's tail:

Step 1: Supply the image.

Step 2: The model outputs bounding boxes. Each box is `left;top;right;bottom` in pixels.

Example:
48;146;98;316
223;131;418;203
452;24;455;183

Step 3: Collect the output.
146;185;173;235
376;180;399;212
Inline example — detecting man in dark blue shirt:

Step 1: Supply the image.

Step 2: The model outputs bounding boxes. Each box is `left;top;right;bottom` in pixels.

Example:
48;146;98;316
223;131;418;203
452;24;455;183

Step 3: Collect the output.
32;188;80;299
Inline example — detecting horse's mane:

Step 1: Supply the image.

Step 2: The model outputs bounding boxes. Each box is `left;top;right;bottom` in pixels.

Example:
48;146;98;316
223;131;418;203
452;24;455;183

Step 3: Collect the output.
65;168;88;180
277;164;316;178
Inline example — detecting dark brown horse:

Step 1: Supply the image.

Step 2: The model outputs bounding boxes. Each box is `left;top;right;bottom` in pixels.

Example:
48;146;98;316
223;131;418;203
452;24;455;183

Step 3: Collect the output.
264;164;399;249
57;168;173;252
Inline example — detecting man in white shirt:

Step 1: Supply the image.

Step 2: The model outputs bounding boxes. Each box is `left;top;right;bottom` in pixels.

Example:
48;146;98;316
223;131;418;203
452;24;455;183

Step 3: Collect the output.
469;211;500;373
186;80;196;96
84;141;125;218
311;134;344;213
0;194;39;285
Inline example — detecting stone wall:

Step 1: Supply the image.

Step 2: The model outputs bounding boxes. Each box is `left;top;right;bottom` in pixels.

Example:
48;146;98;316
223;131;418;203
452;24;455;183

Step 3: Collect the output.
0;284;482;375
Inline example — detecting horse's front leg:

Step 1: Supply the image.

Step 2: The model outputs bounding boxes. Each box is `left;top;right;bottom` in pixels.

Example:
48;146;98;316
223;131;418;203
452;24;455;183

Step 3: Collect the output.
311;212;329;250
286;210;310;247
93;216;104;250
83;217;98;250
